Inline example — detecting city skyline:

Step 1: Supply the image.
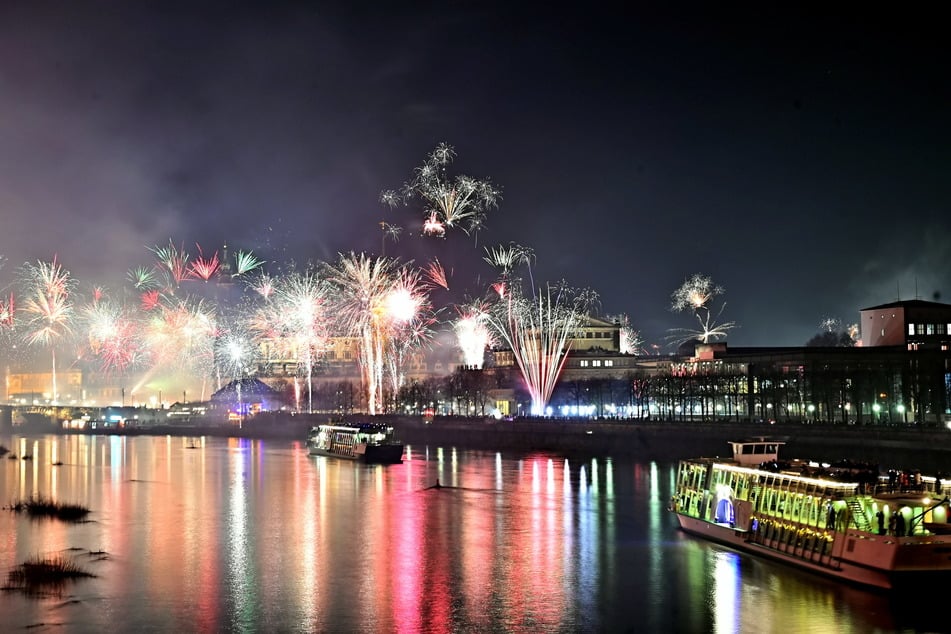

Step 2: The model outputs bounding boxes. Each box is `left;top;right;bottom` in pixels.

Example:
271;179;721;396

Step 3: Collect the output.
1;5;948;347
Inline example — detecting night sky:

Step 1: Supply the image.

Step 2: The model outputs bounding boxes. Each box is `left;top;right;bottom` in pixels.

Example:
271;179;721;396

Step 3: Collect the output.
1;4;948;348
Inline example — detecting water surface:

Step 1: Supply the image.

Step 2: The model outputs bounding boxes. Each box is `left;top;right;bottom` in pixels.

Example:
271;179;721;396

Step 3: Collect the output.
0;434;931;632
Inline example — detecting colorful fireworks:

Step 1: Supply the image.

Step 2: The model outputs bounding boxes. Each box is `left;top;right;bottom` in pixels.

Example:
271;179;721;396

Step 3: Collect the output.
150;240;190;288
323;253;433;415
81;297;145;375
143;296;217;383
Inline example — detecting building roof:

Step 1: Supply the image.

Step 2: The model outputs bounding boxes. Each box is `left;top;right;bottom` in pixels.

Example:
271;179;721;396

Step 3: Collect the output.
860;299;951;311
210;378;281;403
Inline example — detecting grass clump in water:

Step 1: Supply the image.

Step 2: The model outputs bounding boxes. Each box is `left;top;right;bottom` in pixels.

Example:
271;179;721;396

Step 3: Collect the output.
10;496;90;521
4;554;95;592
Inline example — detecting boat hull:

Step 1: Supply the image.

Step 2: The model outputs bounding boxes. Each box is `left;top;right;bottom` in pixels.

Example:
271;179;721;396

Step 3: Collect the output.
675;513;951;590
308;443;404;464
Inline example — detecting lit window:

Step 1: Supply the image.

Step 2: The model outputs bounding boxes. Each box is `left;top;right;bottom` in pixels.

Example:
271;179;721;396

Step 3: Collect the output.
938;324;947;335
593;360;602;367
908;323;915;336
917;324;926;335
605;360;614;367
580;360;589;367
927;324;935;335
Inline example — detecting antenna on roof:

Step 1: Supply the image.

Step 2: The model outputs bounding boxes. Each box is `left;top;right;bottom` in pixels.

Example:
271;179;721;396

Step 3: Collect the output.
915;276;920;300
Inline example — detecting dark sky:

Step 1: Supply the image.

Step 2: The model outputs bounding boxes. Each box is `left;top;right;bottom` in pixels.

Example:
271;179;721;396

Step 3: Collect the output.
1;3;949;348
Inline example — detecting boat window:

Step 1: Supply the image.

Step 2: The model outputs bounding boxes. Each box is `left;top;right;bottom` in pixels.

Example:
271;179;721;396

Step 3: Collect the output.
778;492;789;518
807;497;818;526
791;495;802;522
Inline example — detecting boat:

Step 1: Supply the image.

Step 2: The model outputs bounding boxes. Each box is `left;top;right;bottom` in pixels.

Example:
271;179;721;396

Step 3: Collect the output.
671;438;951;589
306;423;404;464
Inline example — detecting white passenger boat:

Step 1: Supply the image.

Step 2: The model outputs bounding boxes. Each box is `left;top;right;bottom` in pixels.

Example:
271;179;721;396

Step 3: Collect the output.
671;438;951;589
306;423;404;464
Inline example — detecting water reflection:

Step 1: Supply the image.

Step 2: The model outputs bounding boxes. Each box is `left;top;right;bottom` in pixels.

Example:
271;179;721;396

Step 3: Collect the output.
0;434;931;631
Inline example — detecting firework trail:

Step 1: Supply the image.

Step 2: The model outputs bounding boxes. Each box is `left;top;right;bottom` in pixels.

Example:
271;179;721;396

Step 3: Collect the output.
668;273;736;345
20;256;76;401
484;280;594;415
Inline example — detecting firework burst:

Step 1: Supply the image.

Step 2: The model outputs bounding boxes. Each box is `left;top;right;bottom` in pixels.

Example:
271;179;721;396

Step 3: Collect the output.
248;267;328;412
233;250;265;277
19;257;76;401
143;296;217;391
187;243;220;282
128;266;159;291
424;259;449;290
81;297;145;375
150;240;190;288
668;273;736;345
0;292;14;328
324;253;433;415
387;143;501;238
453;300;496;369
608;313;644;355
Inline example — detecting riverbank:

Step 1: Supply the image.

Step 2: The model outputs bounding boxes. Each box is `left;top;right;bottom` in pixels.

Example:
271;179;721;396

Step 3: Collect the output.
8;413;951;470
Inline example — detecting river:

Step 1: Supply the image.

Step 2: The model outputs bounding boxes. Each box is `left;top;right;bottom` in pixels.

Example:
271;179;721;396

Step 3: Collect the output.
0;433;939;633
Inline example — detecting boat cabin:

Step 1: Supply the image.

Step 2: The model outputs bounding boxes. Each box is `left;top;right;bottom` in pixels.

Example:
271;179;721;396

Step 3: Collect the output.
728;439;784;466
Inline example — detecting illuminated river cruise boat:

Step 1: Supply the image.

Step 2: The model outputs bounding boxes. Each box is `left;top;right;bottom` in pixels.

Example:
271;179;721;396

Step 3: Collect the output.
671;438;951;589
306;423;404;464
